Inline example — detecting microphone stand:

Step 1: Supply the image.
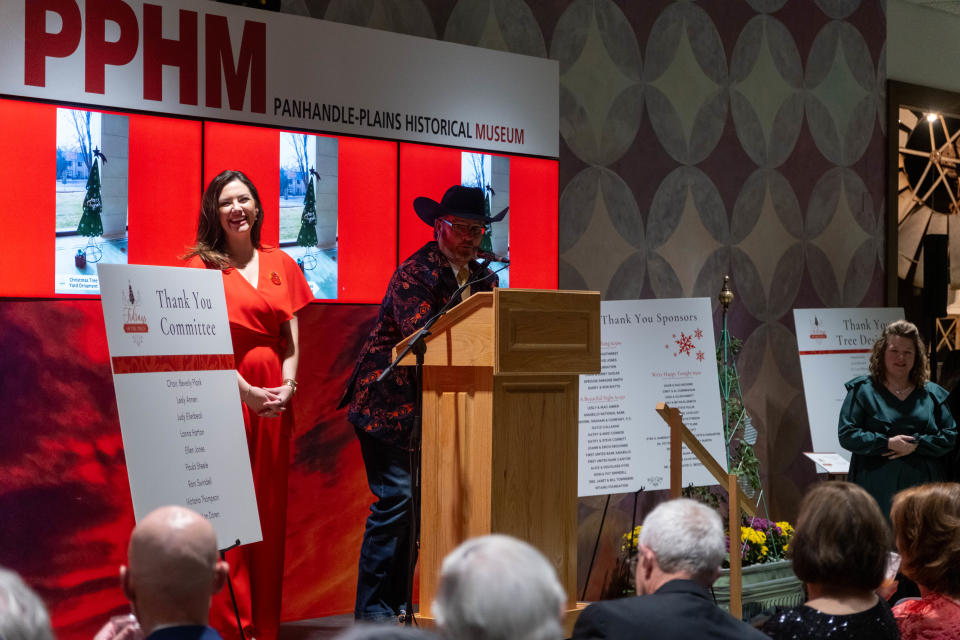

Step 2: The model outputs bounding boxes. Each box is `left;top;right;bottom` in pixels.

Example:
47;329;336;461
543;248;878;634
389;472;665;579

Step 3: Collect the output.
378;262;507;625
376;260;506;385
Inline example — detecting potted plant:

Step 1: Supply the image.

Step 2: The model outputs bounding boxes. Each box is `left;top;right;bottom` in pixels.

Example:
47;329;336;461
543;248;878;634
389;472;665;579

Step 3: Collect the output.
727;517;793;566
713;517;803;618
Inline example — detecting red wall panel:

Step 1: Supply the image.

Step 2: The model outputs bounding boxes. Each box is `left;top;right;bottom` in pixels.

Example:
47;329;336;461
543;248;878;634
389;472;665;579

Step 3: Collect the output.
202;123;281;248
337;138;397;303
510;156;559;289
396;143;559;288
128;115;202;266
0;102;558;300
0;99;56;297
397;144;460;261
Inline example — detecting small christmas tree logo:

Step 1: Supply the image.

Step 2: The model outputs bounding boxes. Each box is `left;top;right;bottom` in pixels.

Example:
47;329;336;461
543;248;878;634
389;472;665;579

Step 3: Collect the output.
76;151;104;237
296;168;319;248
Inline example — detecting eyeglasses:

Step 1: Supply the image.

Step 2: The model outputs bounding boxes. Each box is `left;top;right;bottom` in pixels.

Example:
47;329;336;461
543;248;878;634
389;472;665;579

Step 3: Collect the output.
440;218;486;237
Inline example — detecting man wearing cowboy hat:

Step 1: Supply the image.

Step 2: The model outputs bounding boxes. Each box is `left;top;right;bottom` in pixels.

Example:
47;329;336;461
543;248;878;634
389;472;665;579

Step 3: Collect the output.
339;184;507;622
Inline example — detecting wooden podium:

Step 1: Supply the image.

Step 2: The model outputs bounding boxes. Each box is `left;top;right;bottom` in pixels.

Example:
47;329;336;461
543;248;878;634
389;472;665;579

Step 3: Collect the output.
393;288;601;621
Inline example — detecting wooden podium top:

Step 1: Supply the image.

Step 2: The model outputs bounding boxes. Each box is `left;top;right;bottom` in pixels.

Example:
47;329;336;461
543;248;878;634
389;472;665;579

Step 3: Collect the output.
394;288;601;375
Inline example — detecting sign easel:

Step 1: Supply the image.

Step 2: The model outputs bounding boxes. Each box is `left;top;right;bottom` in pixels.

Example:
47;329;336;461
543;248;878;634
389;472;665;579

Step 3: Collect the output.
656;402;756;620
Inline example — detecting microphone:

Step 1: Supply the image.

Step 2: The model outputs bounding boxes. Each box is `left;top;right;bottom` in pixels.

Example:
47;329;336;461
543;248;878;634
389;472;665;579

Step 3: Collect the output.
476;250;510;266
376;260;508;383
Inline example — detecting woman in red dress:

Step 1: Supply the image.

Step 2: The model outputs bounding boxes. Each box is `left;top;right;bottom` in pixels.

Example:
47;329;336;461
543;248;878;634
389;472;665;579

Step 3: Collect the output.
184;170;313;640
891;483;960;639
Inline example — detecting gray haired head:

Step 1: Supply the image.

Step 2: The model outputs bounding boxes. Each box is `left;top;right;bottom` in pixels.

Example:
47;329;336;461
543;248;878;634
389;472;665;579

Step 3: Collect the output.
334;624;440;640
336;623;440;640
432;534;566;640
637;498;725;583
0;568;54;640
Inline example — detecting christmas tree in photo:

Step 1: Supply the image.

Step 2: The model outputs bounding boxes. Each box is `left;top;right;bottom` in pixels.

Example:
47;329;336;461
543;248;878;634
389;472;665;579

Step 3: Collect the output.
480;188;494;254
76;154;103;237
296;170;318;247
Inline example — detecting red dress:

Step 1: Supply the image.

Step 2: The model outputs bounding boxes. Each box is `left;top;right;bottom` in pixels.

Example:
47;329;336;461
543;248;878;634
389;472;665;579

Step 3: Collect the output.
894;592;960;640
187;248;313;640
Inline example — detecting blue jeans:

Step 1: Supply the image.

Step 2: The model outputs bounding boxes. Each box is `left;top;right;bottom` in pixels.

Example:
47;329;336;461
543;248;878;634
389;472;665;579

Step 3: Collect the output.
354;427;415;621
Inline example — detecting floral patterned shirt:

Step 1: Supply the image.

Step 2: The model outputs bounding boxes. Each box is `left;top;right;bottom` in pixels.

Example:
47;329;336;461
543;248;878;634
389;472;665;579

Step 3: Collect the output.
342;241;498;449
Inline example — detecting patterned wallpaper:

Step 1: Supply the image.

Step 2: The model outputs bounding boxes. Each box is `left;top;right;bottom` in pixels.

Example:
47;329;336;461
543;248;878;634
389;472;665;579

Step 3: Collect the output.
282;0;888;599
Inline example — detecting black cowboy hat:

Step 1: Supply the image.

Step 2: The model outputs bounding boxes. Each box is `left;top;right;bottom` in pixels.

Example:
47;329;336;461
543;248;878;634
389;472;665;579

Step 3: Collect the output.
413;185;509;226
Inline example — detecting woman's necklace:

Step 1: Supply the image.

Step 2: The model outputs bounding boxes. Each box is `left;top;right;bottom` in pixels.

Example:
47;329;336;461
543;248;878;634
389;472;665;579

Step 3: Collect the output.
887;381;913;398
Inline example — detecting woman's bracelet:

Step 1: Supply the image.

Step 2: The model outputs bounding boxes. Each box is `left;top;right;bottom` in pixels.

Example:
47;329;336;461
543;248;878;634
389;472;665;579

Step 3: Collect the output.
245;385;254;402
282;378;298;395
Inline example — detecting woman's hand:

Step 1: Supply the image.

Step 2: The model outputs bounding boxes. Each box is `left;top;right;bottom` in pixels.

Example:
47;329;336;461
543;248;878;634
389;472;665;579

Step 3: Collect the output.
262;384;294;414
884;435;918;459
245;385;284;418
93;615;142;640
877;579;899;601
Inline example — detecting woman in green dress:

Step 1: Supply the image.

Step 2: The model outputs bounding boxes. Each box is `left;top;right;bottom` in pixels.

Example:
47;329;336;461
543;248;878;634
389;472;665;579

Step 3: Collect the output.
839;320;956;518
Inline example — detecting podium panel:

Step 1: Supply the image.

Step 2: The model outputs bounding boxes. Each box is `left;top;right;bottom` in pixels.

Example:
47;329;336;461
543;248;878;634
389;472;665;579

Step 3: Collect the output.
496;289;600;375
420;366;493;616
401;289;600;621
492;377;579;601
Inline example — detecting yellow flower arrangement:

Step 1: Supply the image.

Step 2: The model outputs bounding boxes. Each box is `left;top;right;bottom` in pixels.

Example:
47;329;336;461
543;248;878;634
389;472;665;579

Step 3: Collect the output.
621;525;642;554
730;517;793;567
622;517;794;570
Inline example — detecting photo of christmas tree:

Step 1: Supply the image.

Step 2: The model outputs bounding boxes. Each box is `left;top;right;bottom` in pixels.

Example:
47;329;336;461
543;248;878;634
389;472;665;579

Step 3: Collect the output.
462;152;510;287
278;131;339;299
54;108;129;294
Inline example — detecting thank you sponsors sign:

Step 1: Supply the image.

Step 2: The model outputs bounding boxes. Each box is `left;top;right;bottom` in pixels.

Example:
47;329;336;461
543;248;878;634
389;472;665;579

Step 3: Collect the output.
578;298;726;496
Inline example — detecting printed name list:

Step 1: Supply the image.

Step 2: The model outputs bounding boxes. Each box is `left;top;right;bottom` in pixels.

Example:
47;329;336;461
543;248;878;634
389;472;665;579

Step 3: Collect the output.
578;298;726;497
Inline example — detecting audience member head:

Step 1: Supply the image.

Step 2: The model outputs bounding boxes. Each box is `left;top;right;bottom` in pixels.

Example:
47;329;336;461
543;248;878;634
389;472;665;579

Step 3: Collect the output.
891;482;960;598
869;319;929;386
0;568;54;640
334;625;439;640
432;534;565;640
121;505;227;634
789;481;890;593
635;498;725;593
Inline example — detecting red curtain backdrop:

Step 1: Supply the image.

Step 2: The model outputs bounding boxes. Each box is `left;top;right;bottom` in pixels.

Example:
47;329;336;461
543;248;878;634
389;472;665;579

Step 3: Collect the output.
0;299;379;636
0;300;132;637
282;303;379;618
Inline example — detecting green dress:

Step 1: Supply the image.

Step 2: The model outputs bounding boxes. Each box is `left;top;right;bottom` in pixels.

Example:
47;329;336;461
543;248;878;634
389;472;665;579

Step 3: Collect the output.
838;375;956;518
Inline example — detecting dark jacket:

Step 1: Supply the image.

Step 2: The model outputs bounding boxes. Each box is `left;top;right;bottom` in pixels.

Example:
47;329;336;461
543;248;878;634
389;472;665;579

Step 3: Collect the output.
839;375;955;517
572;579;768;640
146;626;222;640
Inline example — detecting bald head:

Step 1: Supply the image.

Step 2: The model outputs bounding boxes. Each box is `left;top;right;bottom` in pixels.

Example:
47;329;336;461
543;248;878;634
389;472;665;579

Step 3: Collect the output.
122;506;226;633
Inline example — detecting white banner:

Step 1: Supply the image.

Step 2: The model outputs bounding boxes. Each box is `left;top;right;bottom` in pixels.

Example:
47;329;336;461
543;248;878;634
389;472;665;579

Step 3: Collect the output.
98;263;261;549
0;0;558;157
578;298;726;496
794;307;903;460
